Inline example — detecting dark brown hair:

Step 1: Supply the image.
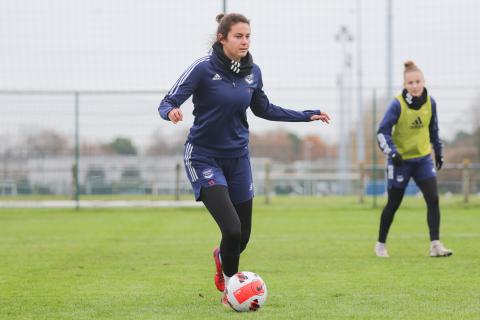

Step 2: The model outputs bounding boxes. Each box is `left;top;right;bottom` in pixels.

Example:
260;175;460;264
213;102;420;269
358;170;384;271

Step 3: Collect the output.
404;60;422;76
215;13;250;42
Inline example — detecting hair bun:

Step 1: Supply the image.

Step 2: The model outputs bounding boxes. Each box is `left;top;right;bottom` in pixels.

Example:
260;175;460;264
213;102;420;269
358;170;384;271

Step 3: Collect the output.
404;60;416;69
216;13;225;23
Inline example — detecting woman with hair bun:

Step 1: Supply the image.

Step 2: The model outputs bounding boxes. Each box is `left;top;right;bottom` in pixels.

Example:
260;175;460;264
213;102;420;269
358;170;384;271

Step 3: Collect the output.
375;60;452;258
158;13;330;304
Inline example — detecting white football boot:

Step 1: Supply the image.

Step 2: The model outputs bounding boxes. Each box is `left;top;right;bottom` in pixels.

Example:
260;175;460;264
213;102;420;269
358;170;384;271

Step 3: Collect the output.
430;240;453;257
374;242;390;258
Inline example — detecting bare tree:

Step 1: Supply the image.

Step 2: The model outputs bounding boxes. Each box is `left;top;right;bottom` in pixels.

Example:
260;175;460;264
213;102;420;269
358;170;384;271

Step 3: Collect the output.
24;130;70;157
471;93;480;158
145;128;189;156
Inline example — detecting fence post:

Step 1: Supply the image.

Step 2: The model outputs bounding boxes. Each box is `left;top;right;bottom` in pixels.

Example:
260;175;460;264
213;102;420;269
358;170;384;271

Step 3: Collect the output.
71;163;77;200
175;162;181;201
462;159;470;204
359;162;365;204
74;91;80;210
371;89;378;208
472;167;477;194
264;159;271;205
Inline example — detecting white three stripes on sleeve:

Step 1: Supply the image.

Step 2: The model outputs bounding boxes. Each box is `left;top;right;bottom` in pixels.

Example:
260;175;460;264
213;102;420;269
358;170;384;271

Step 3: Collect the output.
168;56;210;96
377;133;392;155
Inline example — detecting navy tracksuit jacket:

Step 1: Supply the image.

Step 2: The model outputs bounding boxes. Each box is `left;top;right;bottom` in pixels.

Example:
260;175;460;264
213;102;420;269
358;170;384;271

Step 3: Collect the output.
158;51;321;158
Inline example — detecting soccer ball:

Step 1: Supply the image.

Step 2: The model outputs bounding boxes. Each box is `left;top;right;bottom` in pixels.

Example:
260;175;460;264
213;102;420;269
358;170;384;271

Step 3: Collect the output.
225;271;267;312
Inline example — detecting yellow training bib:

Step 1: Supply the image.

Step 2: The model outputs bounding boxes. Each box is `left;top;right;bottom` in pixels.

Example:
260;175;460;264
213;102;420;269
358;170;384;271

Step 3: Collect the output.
392;94;432;159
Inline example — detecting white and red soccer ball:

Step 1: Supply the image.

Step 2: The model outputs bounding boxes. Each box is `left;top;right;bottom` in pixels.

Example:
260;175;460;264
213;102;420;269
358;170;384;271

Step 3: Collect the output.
225;271;267;312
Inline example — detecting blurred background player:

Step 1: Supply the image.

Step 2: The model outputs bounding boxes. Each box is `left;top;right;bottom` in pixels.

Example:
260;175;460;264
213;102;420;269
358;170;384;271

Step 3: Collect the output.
375;61;452;258
158;13;330;303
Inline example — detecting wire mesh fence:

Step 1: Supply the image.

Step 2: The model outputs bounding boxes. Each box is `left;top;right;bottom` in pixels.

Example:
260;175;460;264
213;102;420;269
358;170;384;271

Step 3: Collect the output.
1;1;479;202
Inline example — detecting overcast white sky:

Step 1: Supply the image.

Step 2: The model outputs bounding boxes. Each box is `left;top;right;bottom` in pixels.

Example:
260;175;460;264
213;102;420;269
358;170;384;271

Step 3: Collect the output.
1;0;479;148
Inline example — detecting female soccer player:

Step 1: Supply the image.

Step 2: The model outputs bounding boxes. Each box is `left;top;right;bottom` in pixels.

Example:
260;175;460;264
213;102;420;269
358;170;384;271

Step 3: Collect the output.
158;13;330;302
375;61;452;258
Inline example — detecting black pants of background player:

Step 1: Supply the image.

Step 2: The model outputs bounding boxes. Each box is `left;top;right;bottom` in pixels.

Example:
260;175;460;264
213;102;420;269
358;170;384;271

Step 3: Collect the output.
200;186;252;277
378;176;440;243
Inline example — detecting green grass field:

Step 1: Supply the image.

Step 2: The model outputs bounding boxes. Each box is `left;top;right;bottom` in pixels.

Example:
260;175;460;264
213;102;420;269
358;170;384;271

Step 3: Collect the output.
1;196;479;319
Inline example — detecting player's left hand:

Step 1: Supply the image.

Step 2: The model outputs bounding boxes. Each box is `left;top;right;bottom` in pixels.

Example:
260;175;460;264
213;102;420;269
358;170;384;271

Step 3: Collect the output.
311;112;330;124
435;154;444;170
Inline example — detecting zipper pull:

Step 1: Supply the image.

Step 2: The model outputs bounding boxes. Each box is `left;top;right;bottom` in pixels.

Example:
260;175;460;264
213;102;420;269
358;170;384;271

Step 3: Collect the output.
232;82;236;87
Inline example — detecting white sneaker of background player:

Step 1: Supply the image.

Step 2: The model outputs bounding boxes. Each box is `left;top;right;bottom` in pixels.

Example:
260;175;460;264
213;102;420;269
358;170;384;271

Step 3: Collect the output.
374;242;390;258
430;240;453;257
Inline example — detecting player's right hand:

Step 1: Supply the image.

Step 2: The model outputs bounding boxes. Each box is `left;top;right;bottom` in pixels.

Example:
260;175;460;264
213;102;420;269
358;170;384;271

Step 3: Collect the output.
391;153;404;167
168;108;183;124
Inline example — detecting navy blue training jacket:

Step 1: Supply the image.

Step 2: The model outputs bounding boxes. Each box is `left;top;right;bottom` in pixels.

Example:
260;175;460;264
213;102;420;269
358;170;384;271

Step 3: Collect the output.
158;51;321;157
